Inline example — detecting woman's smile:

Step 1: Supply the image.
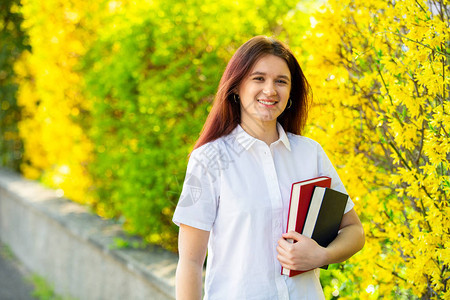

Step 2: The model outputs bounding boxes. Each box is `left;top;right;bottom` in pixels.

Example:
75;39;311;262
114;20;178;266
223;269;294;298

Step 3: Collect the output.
257;98;279;106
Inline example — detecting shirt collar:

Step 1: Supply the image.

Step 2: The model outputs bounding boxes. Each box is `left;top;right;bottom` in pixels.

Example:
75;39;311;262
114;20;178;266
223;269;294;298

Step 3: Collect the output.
276;122;291;151
232;122;291;151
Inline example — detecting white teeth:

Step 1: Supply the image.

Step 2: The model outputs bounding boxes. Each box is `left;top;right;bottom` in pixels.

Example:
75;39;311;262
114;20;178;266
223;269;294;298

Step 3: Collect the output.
258;100;276;105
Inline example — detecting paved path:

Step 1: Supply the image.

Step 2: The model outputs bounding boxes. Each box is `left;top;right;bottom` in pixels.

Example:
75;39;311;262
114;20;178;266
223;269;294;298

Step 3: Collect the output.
0;243;35;300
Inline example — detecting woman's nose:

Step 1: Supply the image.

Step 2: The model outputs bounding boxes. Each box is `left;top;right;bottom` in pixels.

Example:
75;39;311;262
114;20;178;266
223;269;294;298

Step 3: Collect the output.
263;82;277;96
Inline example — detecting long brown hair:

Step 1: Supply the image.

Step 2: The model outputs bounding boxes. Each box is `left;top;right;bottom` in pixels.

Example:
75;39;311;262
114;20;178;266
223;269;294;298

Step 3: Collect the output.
194;36;311;150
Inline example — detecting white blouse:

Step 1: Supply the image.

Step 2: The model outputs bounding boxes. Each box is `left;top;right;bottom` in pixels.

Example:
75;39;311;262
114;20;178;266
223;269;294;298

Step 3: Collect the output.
173;123;354;300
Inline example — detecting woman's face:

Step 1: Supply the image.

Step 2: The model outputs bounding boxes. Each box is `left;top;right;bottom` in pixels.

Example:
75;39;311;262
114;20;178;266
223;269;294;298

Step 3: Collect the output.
237;54;291;129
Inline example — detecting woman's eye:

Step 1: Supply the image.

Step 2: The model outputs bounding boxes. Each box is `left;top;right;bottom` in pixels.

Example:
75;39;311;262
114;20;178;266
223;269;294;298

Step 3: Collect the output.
253;77;264;81
277;80;288;84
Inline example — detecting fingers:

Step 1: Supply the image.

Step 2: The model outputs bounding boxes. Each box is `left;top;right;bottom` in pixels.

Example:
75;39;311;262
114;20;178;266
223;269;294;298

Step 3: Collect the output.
277;237;291;250
276;242;290;257
277;232;300;269
277;232;325;271
277;231;303;253
276;244;295;269
282;231;303;242
278;231;302;249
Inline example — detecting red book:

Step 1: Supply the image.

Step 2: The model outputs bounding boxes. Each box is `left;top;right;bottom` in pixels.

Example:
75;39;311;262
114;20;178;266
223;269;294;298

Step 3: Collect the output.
281;176;331;277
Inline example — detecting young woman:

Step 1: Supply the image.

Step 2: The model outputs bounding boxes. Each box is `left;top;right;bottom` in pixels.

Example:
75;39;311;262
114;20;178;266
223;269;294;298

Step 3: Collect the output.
173;36;365;300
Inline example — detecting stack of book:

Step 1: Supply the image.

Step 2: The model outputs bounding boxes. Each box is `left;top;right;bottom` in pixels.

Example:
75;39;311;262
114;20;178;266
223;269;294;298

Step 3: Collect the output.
282;176;349;277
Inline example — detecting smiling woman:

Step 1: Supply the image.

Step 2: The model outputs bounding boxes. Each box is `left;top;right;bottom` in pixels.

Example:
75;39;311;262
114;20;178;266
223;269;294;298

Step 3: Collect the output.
173;36;365;300
193;36;311;150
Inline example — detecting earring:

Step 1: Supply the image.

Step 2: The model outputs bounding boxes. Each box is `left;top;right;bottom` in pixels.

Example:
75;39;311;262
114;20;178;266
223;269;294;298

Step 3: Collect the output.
286;98;292;109
233;94;240;103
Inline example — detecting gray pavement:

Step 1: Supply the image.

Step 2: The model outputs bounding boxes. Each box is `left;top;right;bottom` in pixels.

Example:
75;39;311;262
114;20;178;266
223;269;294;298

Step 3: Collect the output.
0;243;35;300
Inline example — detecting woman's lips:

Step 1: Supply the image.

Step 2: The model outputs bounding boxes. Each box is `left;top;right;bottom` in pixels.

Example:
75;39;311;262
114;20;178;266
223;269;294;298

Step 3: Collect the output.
257;99;278;105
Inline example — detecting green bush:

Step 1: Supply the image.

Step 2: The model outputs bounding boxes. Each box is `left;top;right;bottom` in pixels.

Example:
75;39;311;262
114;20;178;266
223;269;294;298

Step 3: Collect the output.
0;0;28;170
81;0;303;251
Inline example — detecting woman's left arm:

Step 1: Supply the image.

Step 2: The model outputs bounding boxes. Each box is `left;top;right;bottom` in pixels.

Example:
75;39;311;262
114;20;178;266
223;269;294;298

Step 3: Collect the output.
277;208;365;271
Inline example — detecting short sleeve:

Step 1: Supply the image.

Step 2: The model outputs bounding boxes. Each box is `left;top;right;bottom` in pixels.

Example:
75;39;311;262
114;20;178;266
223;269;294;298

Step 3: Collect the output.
172;143;221;231
317;145;354;213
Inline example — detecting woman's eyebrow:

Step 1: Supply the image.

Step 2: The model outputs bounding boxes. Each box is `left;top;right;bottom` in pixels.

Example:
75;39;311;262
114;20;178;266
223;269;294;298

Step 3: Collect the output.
249;71;291;81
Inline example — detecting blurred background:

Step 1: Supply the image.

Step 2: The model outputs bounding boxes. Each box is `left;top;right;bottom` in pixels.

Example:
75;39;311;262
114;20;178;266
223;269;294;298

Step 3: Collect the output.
0;0;448;298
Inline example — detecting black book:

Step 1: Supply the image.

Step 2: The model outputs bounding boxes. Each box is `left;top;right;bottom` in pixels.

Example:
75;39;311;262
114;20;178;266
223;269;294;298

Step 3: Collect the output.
302;187;349;269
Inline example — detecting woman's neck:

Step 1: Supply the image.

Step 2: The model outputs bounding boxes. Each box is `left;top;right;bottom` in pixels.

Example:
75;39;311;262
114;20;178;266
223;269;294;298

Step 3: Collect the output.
240;119;279;146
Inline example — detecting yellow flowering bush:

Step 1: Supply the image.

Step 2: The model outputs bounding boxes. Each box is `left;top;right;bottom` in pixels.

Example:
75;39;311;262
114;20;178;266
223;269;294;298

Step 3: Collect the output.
298;0;449;298
13;0;111;204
